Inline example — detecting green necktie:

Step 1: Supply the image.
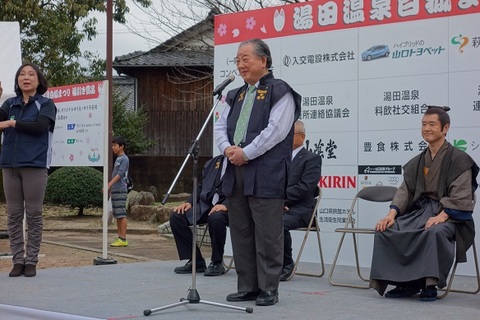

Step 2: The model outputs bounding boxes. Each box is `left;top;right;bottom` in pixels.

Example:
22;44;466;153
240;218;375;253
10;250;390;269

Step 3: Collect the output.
233;86;256;145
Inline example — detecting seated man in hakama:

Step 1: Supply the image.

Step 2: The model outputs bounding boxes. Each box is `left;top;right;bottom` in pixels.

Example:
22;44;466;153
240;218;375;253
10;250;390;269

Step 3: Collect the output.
369;106;479;301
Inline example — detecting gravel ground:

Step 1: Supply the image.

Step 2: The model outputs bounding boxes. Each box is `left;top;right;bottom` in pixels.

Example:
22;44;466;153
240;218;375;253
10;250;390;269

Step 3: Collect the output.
0;204;195;273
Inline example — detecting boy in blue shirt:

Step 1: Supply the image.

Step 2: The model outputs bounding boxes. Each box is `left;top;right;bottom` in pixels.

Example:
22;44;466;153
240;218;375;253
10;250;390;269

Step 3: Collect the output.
107;136;130;247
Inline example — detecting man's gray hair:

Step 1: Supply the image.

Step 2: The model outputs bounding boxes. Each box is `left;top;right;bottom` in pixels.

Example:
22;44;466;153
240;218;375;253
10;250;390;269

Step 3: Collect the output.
239;38;273;69
295;120;305;133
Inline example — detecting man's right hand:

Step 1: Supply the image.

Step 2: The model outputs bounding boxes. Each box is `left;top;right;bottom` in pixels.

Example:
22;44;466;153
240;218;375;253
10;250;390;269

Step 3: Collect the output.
375;209;397;232
173;202;192;214
225;145;248;166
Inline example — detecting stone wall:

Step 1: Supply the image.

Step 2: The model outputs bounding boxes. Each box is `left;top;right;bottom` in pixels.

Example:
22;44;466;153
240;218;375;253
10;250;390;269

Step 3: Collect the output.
128;155;210;200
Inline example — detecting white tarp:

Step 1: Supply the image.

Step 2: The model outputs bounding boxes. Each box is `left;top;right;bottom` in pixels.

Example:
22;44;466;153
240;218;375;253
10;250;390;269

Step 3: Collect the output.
0;304;103;320
0;21;22;104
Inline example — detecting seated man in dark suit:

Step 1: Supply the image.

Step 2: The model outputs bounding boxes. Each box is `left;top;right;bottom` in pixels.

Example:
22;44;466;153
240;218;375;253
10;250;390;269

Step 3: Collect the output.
281;120;322;281
170;155;229;276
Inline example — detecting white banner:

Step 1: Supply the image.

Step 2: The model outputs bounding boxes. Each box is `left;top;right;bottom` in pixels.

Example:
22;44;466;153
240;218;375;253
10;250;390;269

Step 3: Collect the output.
47;81;108;167
0;22;22;104
214;3;480;274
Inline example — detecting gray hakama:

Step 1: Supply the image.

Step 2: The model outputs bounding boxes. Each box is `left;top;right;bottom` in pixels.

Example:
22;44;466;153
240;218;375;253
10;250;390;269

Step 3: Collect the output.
370;198;456;295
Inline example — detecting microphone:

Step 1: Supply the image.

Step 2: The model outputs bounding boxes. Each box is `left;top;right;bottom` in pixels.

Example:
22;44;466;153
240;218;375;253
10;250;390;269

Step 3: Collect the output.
212;75;235;96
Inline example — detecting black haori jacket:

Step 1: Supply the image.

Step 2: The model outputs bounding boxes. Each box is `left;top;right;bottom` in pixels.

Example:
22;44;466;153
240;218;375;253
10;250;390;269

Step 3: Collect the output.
403;141;479;262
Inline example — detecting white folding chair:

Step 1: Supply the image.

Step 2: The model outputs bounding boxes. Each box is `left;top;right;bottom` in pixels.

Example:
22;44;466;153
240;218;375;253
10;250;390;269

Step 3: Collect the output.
438;194;479;299
284;188;324;281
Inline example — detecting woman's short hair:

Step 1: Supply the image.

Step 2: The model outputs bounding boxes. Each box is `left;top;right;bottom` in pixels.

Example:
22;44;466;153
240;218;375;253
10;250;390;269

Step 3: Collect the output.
14;63;48;96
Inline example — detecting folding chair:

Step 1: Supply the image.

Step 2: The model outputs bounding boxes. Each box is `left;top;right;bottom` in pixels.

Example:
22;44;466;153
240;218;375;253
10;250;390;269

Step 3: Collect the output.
437;241;480;299
438;195;479;299
284;187;325;281
328;185;397;288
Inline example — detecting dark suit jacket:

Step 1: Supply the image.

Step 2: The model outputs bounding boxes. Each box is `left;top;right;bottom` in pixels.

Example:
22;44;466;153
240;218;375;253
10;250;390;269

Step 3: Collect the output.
185;155;227;224
285;147;322;225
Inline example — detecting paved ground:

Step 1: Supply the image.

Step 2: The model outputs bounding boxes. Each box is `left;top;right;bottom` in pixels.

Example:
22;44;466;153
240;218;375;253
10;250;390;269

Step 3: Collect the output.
0;210;479;319
0;259;479;320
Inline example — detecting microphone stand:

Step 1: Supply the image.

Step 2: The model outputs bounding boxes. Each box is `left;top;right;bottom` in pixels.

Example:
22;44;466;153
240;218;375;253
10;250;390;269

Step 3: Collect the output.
143;90;253;316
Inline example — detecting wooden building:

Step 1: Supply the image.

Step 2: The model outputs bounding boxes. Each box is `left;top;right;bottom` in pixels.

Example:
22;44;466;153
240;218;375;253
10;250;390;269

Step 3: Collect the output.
112;11;217;194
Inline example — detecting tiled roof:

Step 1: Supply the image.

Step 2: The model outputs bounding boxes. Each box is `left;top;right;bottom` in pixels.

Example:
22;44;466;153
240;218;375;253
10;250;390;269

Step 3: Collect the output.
113;9;217;74
113;47;213;69
113;76;136;111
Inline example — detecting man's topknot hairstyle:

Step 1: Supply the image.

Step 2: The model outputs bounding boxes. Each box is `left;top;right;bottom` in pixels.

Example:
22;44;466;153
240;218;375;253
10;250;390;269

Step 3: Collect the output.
425;105;450;129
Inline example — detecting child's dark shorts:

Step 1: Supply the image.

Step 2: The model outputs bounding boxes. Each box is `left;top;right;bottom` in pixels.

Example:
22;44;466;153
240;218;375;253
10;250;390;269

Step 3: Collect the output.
111;191;127;219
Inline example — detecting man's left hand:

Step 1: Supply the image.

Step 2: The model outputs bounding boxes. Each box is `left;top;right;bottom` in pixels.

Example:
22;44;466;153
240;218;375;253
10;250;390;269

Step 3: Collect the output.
425;211;449;230
209;204;227;215
227;146;248;166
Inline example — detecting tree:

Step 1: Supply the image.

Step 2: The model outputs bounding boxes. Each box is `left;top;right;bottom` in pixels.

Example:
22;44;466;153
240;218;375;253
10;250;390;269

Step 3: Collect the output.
112;88;156;154
126;0;308;47
45;166;103;215
0;0;152;87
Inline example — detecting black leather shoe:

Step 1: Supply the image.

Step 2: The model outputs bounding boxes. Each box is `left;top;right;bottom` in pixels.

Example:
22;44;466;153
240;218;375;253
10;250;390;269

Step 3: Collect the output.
280;263;295;281
385;286;420;298
419;285;437;301
256;290;279;306
24;264;37;277
226;291;261;302
174;259;206;274
9;264;25;277
204;261;225;276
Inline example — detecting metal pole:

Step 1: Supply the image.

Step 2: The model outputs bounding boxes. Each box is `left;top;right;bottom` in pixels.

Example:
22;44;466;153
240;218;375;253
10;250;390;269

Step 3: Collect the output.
94;0;116;265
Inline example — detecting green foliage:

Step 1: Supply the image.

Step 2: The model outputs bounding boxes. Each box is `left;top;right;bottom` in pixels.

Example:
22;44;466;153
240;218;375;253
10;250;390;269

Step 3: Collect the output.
0;0;152;86
112;89;156;154
45;166;103;215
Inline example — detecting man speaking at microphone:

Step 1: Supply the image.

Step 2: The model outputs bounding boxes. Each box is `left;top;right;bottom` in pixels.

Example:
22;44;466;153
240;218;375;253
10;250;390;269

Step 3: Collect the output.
215;38;301;306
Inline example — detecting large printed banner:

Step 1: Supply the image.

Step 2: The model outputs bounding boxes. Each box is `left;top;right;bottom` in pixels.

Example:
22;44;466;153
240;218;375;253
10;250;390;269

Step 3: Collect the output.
0;22;22;104
47;81;108;167
214;1;480;273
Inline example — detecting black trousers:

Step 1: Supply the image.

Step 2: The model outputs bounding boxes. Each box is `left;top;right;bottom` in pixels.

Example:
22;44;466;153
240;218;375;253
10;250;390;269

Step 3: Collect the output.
283;208;307;266
229;166;284;292
170;209;229;264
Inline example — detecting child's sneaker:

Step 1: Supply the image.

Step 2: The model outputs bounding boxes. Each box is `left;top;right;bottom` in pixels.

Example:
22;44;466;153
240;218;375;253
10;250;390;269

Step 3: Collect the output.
110;238;128;247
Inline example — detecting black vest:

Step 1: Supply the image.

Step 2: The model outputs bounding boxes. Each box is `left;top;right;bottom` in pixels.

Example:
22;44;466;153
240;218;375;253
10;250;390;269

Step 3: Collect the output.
223;72;301;198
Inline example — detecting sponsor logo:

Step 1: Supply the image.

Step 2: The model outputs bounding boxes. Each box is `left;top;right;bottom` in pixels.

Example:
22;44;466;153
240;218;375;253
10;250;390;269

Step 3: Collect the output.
451;34;469;53
320;176;356;189
453;139;468;152
358;165;402;174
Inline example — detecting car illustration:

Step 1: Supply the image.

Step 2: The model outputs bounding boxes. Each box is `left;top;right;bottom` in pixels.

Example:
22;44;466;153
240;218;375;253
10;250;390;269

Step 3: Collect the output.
361;45;390;61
